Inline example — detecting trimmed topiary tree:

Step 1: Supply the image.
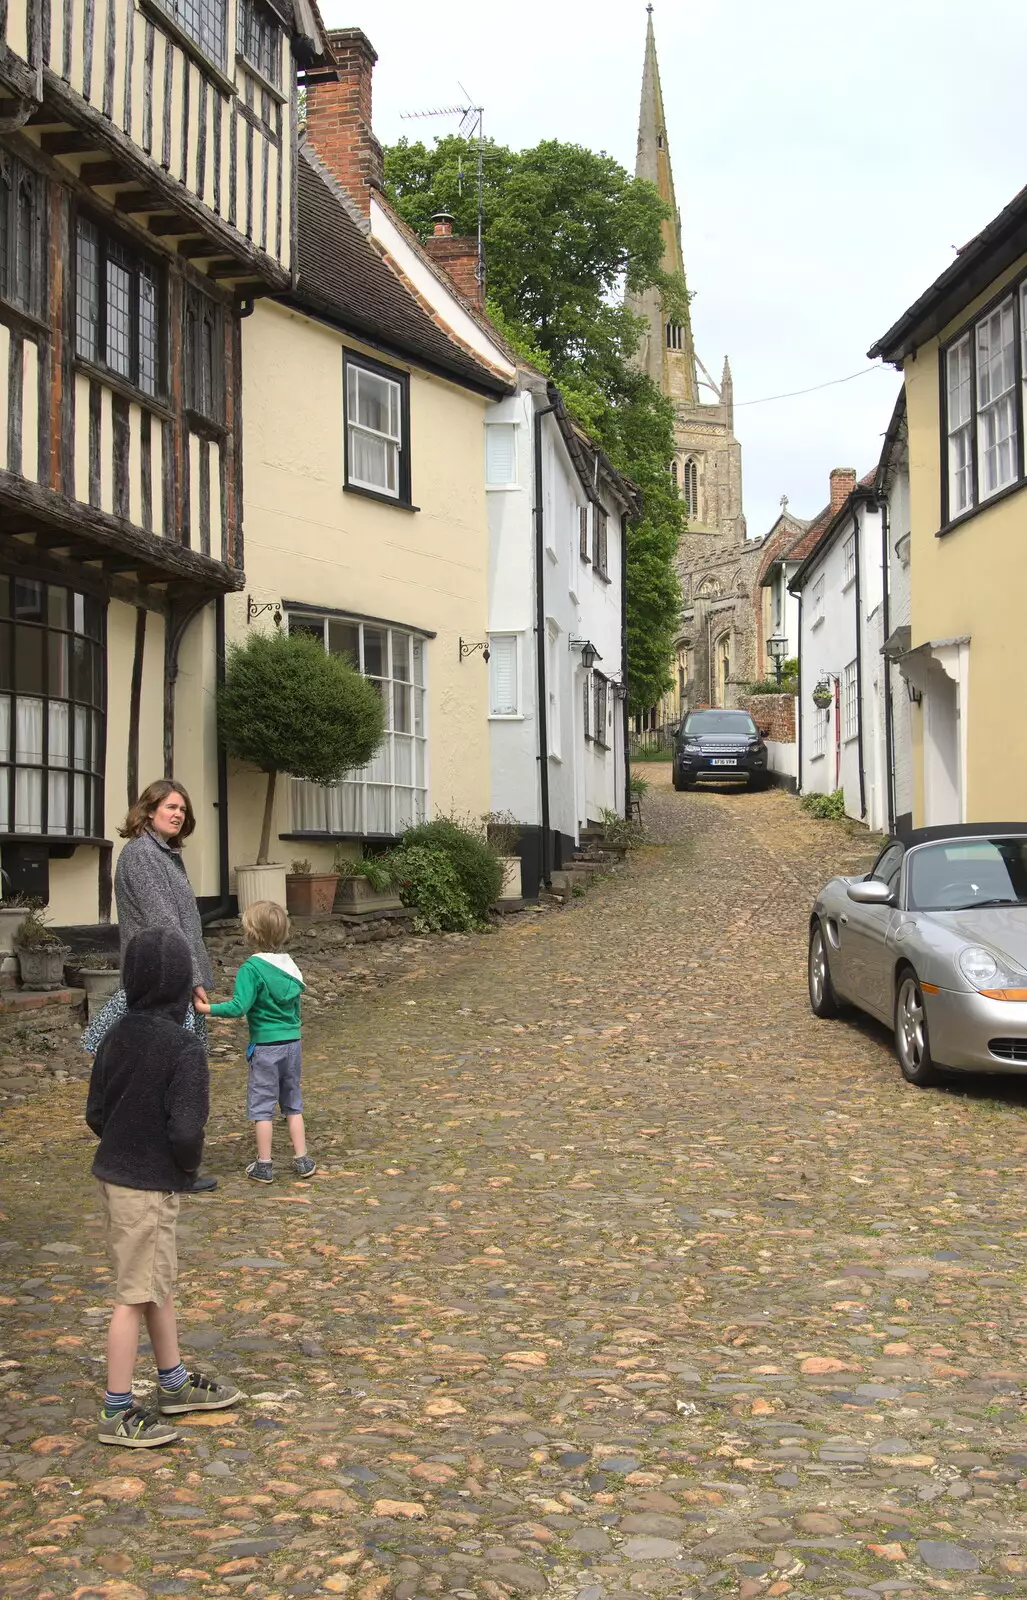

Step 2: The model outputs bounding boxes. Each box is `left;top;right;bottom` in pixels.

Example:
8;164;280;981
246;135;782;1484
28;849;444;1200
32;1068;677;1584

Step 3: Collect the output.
219;629;386;865
399;815;503;922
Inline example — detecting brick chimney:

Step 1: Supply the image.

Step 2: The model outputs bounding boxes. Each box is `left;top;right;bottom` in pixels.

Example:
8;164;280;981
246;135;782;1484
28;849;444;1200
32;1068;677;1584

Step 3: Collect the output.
829;467;857;511
305;28;383;220
423;212;485;310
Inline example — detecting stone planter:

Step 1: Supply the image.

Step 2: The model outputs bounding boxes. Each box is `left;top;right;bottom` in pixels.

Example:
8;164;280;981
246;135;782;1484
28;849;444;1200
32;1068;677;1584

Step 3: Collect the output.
335;875;403;917
286;872;340;917
235;863;288;912
498;855;523;901
0;906;27;955
77;968;122;1019
17;943;69;991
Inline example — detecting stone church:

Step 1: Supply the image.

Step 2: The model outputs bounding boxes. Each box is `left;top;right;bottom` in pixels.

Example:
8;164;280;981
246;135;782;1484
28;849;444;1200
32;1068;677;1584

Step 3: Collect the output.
627;10;763;721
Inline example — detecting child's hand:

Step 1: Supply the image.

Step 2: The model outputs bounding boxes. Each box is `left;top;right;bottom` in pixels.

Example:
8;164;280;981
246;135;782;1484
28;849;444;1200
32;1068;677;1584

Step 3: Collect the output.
193;999;211;1015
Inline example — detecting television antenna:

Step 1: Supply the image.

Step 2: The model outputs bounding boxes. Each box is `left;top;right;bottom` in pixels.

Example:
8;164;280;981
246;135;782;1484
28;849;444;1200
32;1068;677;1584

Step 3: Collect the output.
399;86;485;290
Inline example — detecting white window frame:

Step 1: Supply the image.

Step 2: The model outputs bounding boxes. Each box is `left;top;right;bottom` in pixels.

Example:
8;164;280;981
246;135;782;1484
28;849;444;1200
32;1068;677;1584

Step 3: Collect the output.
488;633;520;718
485;422;518;489
946;334;972;518
546;621;561;759
344;355;407;502
842;660;858;742
841;532;856;588
811;704;828;760
976;297;1017;500
810;574;825;628
285;612;428;838
942;284;1027;523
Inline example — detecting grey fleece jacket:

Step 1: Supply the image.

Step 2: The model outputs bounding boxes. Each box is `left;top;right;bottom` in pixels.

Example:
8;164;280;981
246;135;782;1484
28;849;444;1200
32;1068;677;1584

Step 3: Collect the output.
114;829;214;991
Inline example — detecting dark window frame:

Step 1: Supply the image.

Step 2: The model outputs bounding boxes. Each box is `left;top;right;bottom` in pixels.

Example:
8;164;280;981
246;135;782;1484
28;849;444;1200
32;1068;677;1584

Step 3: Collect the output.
579;504;590;563
0;150;46;324
343;351;413;509
152;0;228;72
74;213;166;401
592;671;610;750
0;575;107;842
939;267;1027;533
592;504;608;578
184;284;225;429
237;0;282;88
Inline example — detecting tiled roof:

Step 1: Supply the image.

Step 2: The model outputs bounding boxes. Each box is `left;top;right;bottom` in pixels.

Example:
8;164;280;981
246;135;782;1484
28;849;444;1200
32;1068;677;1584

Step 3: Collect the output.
291;150;511;397
788;471;877;588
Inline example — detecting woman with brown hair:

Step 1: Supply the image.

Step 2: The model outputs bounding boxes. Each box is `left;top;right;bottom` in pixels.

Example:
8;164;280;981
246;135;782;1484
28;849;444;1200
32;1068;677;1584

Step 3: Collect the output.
82;779;218;1193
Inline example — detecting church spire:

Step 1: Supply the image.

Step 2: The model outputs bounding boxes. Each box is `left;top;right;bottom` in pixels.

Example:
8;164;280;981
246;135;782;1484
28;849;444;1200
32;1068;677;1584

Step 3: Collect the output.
631;9;698;404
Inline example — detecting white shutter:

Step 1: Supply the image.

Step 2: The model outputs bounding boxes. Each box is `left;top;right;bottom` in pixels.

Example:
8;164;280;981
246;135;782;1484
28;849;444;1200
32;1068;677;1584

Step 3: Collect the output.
486;423;517;486
489;634;519;715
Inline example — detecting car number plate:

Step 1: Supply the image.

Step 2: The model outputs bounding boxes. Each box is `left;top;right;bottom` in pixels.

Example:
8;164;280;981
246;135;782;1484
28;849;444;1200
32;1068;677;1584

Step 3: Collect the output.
711;758;737;766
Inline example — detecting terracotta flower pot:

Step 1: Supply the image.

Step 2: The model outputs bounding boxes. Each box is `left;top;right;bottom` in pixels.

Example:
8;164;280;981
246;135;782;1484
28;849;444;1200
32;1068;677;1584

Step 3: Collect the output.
286;873;340;917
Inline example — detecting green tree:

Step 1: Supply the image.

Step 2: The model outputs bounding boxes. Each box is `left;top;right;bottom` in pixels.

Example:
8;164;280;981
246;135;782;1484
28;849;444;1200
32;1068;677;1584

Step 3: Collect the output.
219;630;386;865
384;135;683;711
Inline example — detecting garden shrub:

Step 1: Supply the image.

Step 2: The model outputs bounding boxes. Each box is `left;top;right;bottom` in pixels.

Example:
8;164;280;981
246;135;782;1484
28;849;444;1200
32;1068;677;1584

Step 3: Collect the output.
400;815;503;920
385;845;473;934
800;789;846;820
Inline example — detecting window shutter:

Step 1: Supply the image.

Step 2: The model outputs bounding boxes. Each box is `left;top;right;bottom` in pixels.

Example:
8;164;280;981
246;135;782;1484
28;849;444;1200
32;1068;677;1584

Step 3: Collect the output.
489;634;518;715
579;505;590;559
486;423;517;486
583;671;591;739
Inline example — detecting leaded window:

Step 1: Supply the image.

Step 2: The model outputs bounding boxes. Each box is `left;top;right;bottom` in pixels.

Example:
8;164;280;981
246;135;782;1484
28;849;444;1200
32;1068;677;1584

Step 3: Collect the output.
0;153;45;320
185;286;223;424
158;0;228;69
238;0;281;85
287;613;427;838
75;219;162;398
0;576;105;838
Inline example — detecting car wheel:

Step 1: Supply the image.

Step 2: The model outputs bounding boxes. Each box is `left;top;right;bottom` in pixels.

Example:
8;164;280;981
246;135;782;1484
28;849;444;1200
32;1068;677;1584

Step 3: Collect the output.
808;920;840;1019
672;769;685;791
894;966;941;1086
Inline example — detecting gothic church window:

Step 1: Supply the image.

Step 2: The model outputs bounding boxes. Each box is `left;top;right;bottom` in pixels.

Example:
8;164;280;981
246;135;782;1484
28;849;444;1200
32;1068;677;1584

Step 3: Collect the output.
666;323;684;350
682;457;699;519
670;460;678;490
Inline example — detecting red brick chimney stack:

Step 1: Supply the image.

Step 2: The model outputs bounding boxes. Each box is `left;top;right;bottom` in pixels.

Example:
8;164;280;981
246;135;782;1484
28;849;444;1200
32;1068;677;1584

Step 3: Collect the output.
304;28;383;220
423;212;484;310
830;467;857;511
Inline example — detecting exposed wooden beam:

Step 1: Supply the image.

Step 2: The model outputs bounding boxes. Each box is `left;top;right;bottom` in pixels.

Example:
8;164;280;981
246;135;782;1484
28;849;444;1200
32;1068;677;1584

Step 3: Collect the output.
207;260;244;280
148;216;203;238
176;239;218;259
79;160;132;187
114;188;166;214
41;130;99;156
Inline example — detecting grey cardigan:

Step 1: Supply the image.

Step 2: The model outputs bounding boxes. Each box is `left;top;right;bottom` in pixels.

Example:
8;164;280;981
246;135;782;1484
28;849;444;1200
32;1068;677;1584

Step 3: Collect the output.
114;829;214;991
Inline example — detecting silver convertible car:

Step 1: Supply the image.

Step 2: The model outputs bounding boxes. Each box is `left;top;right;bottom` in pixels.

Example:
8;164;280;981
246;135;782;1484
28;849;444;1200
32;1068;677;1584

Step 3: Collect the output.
808;823;1027;1085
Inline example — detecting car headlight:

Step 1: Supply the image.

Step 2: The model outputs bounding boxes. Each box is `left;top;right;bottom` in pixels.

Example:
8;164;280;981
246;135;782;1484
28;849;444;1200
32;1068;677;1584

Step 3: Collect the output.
958;945;1027;999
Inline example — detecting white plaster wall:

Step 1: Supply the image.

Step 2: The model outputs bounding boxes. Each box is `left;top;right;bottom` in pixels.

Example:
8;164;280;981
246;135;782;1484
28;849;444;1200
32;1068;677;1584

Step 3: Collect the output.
766;737;797;782
887;466;914;825
797;512;858;809
856;502;888;834
487;389;539;827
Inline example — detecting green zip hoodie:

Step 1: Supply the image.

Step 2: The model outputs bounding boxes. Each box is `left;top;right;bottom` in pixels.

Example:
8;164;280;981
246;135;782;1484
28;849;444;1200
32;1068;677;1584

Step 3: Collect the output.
208;952;304;1044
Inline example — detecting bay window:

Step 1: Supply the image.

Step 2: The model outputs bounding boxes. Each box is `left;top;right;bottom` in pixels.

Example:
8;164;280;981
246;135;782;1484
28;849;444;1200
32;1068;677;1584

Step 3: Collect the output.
287;613;427;837
0;576;105;839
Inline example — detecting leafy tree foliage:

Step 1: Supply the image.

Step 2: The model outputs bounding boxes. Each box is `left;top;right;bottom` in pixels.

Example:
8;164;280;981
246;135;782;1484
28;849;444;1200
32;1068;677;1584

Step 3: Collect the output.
219;630;385;864
385;134;683;710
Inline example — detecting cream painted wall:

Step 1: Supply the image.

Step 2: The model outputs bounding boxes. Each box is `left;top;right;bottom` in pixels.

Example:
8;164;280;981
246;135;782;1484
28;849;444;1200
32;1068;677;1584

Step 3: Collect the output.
904;248;1027;823
172;604;222;902
231;300;492;870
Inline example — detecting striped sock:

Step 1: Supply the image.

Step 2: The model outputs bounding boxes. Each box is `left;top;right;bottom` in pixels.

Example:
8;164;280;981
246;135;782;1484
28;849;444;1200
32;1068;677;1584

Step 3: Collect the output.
103;1389;133;1417
158;1362;189;1392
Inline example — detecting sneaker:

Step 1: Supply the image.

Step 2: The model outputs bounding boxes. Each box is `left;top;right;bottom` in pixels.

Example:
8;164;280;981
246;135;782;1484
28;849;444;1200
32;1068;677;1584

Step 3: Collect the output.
157;1371;242;1415
246;1159;273;1183
292;1155;317;1178
99;1403;180;1449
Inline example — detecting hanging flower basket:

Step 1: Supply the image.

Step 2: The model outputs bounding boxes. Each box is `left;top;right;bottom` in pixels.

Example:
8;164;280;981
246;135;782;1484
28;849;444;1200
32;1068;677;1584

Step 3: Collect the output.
812;680;833;710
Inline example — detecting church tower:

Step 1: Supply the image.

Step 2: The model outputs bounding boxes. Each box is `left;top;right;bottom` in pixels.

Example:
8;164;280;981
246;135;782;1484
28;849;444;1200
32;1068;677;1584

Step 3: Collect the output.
628;8;758;710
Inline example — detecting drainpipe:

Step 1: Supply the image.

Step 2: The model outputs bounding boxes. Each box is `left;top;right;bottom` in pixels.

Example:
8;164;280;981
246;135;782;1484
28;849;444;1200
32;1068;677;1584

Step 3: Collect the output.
853;508;867;820
201;595;233;927
879;493;896;834
795;590;803;791
620;511;631;820
533;400;557;890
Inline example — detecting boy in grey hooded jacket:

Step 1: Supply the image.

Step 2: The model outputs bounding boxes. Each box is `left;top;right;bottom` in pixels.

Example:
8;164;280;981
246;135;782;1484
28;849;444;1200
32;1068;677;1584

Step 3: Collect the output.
196;900;315;1184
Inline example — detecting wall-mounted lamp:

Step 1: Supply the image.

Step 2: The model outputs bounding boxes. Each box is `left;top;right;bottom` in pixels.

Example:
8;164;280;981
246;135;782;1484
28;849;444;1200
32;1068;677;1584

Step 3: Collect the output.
247;597;282;628
570;636;601;671
905;678;922;706
459;638;490;663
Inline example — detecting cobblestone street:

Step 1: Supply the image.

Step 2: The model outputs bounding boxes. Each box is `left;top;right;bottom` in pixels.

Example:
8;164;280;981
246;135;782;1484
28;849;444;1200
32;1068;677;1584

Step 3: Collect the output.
3;770;1027;1600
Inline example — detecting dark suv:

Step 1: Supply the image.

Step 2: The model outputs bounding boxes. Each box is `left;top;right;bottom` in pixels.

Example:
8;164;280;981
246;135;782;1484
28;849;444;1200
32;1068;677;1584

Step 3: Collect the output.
673;709;769;791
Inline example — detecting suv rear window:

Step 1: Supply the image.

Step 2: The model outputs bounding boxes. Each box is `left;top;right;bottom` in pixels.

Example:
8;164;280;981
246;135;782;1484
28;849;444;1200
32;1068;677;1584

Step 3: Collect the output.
682;711;758;737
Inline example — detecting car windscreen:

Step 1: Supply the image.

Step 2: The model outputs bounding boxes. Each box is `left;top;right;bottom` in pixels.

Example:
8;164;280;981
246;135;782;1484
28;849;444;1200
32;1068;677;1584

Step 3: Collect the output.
908;837;1027;911
682;712;758;737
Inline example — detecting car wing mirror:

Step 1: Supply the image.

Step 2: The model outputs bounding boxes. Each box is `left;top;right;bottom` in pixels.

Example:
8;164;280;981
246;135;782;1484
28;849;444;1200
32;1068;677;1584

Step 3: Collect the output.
847;880;895;907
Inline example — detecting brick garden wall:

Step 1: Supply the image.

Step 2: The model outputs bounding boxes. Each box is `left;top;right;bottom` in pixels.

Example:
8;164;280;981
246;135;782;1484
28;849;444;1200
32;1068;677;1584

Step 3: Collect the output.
737;693;796;743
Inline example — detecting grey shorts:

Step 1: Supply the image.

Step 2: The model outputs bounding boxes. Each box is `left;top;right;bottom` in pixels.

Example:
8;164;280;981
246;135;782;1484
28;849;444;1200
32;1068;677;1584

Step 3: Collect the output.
246;1040;303;1120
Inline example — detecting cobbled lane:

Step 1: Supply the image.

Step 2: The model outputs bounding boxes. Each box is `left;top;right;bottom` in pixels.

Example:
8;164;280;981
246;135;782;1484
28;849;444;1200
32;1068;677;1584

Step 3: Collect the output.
2;769;1027;1600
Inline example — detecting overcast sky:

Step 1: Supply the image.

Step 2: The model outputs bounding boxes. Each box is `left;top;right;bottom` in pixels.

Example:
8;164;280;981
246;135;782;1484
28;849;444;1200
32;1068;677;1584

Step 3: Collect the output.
319;0;1027;538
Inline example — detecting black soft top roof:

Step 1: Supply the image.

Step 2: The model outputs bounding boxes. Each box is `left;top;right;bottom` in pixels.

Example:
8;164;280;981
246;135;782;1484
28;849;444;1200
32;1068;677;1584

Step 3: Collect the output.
894;822;1027;848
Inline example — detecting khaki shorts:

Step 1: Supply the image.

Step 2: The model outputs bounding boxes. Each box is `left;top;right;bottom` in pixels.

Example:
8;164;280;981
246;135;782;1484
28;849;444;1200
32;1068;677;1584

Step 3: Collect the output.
99;1182;180;1306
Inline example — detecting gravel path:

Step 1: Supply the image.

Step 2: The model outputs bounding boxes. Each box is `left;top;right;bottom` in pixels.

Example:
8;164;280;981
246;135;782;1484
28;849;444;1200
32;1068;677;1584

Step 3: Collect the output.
2;770;1027;1600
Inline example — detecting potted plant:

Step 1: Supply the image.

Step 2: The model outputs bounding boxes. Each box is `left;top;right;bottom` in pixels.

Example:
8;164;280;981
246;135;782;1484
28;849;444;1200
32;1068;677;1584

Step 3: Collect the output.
14;907;70;991
66;950;121;1017
218;629;386;912
286;858;341;917
812;678;833;710
334;855;403;915
484;811;523;901
0;892;34;957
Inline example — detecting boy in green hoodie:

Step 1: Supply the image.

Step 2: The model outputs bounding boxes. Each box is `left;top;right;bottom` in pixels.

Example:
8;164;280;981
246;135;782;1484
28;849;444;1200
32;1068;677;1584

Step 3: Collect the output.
196;901;315;1183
